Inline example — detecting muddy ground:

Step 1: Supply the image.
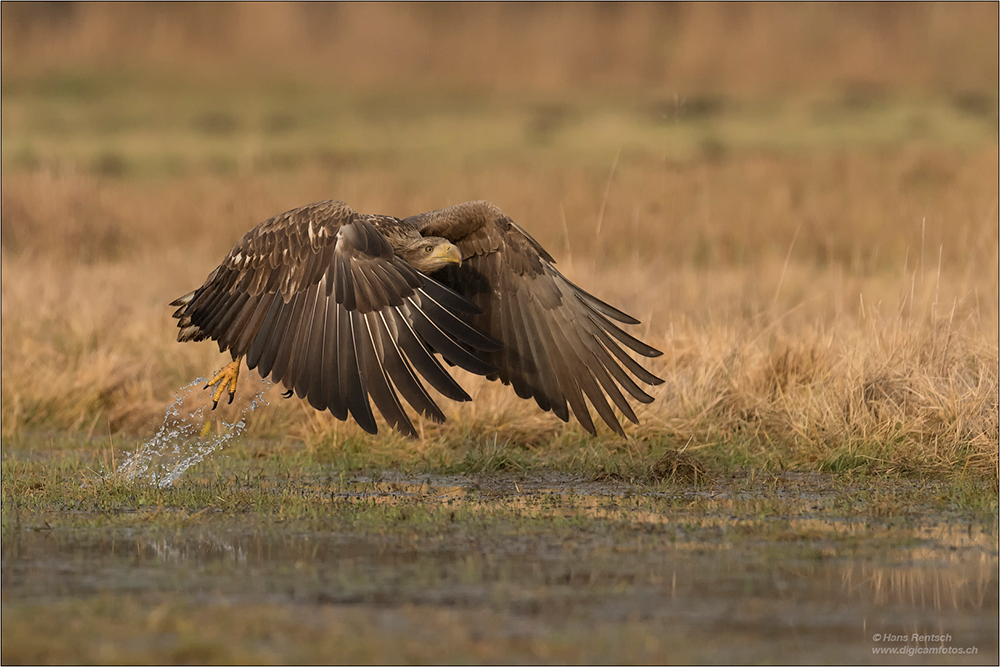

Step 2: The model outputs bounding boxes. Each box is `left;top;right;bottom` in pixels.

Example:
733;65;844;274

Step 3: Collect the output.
3;459;996;664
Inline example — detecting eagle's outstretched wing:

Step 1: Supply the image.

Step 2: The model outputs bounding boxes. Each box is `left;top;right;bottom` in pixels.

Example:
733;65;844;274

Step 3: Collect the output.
407;201;663;436
171;200;497;437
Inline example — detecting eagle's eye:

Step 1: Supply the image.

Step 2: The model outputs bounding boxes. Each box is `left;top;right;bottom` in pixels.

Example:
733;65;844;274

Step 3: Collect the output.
425;245;434;253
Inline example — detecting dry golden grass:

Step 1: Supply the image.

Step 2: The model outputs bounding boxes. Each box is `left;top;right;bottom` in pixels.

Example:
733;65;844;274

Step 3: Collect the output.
1;4;997;478
2;147;996;478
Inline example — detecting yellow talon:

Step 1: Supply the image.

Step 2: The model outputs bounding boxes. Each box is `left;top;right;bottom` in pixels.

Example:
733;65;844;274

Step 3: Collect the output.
206;357;242;409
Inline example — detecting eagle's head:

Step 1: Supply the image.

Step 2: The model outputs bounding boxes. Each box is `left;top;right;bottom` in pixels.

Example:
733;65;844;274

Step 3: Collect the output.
398;236;462;273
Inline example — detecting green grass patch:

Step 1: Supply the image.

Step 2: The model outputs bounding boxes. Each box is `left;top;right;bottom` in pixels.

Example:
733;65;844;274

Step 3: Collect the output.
3;73;996;179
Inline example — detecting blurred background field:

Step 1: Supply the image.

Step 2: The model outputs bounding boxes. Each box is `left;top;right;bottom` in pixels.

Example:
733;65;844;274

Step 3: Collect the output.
1;3;997;477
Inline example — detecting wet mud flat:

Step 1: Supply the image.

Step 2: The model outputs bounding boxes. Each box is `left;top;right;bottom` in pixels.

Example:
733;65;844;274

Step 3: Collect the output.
2;470;997;664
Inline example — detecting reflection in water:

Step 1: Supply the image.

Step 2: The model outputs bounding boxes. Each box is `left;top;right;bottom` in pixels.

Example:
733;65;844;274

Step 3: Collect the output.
149;536;248;566
331;479;999;615
5;486;996;623
842;560;996;611
113;376;269;488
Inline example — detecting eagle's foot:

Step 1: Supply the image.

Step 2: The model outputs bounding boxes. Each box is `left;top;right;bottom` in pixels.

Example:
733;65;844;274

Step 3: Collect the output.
205;358;241;409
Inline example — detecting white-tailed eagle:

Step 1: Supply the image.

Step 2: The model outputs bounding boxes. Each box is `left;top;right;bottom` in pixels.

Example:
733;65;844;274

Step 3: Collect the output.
171;200;662;437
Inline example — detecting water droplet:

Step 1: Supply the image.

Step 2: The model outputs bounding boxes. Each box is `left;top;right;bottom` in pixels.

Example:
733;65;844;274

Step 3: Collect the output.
115;375;271;487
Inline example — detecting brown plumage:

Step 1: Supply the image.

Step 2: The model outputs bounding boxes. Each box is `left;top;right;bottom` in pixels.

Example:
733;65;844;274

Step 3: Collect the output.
171;199;663;437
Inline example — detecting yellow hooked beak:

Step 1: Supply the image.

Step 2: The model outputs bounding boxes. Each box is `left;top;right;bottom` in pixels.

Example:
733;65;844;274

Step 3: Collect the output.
433;243;462;266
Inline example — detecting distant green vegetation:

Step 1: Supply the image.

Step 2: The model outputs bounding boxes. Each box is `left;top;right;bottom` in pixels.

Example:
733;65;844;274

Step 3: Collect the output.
3;73;996;179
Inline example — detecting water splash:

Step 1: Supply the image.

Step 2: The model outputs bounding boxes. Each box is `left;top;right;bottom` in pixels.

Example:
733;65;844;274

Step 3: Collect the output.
115;375;270;488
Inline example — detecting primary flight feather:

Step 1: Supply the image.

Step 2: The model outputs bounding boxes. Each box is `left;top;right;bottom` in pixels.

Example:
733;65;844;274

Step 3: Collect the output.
171;199;663;437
